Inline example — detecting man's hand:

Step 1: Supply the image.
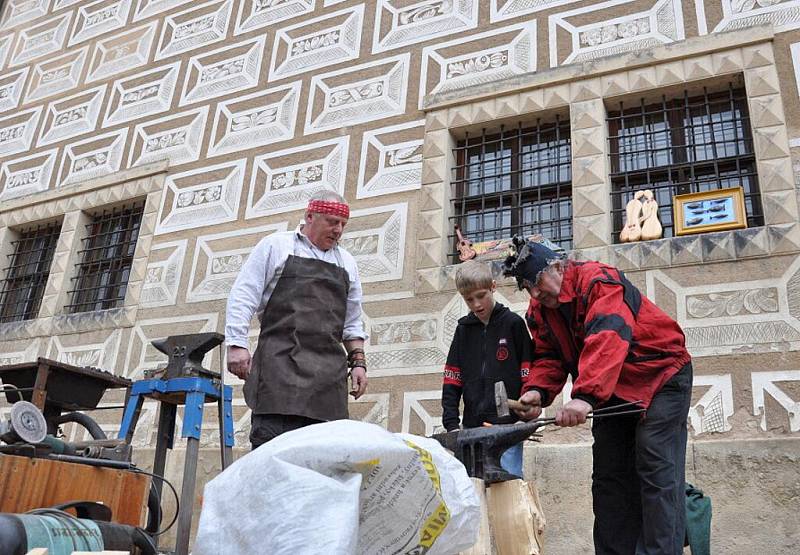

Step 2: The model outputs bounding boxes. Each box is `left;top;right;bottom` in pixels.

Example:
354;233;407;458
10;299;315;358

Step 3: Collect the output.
227;346;252;380
349;367;367;399
555;398;593;427
514;390;543;420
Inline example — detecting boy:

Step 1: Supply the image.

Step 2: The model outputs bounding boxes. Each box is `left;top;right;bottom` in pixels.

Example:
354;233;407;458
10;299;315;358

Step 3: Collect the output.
441;260;534;477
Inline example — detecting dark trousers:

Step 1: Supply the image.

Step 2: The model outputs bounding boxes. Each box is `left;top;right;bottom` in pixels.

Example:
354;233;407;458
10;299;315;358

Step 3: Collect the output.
592;363;692;555
250;413;323;450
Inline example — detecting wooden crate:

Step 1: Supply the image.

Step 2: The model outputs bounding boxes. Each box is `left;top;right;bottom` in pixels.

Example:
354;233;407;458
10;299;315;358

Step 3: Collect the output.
0;454;150;527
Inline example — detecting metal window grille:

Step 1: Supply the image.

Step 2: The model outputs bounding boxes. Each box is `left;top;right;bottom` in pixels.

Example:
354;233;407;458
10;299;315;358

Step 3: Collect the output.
450;117;572;262
65;202;144;314
608;83;762;242
0;222;62;323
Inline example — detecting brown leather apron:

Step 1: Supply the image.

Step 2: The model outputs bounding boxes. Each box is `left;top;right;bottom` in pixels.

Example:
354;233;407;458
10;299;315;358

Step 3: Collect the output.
243;240;350;421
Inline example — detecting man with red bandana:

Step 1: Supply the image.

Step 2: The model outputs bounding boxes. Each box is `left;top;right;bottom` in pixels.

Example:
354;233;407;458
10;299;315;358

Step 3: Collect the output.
502;237;692;555
225;191;367;449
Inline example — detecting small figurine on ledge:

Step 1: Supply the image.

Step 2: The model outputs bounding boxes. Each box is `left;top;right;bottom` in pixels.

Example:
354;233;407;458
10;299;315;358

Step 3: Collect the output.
455;225;477;261
620;189;662;242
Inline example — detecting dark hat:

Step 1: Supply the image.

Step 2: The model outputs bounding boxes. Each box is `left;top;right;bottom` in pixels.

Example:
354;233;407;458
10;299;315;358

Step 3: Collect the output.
502;236;562;290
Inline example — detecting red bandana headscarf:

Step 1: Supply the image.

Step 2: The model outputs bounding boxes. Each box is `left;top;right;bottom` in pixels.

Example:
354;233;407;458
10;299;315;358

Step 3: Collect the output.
307;199;349;219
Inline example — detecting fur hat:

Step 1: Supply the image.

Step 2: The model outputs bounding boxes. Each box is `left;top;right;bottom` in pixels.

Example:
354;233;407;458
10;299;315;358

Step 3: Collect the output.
502;236;562;290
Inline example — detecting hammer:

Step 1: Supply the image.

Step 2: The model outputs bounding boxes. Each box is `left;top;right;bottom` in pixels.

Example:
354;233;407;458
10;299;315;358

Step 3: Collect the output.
495;381;533;418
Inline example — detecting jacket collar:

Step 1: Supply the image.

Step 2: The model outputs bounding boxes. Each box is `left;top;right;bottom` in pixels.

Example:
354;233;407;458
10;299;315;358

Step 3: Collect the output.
460;302;508;326
557;262;578;304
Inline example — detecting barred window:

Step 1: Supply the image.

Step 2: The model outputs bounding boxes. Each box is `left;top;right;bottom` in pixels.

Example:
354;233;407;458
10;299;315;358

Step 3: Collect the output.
0;222;62;323
608;82;762;241
65;202;144;314
450;117;572;261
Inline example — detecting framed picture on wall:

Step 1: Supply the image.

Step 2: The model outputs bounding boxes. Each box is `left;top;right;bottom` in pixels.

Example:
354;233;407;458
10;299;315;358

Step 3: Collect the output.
673;187;747;236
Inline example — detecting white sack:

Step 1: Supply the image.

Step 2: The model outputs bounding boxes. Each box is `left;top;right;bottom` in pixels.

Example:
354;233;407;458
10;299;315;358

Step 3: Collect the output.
193;420;480;555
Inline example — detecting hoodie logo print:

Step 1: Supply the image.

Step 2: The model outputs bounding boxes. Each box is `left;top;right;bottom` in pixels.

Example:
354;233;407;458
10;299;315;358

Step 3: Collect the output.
496;338;509;361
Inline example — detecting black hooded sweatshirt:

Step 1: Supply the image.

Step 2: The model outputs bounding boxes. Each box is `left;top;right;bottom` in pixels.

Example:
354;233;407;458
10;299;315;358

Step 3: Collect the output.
441;302;533;430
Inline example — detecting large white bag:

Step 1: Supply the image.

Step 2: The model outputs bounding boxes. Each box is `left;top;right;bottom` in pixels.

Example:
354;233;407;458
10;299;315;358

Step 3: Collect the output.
193;420;480;555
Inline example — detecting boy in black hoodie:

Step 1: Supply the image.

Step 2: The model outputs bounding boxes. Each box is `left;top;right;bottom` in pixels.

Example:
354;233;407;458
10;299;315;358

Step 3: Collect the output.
441;260;533;477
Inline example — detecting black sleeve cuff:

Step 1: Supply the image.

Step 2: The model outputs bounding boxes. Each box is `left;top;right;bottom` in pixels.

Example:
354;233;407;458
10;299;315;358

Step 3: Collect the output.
572;393;599;409
529;387;550;407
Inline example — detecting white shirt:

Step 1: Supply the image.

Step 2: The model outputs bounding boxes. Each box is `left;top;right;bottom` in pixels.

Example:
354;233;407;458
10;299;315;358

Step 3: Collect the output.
225;229;367;349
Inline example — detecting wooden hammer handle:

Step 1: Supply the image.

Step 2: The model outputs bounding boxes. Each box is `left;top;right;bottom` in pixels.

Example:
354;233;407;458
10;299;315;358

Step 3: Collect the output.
507;399;533;412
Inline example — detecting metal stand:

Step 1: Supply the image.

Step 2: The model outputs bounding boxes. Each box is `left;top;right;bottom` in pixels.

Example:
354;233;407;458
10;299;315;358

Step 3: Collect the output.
117;334;234;555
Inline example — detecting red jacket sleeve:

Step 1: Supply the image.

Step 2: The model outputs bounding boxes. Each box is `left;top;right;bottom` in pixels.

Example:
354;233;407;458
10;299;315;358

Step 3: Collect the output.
571;280;634;407
522;305;568;407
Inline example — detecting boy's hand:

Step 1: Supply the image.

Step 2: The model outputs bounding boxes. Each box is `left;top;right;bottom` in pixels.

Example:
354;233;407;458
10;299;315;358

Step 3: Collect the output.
514;390;543;420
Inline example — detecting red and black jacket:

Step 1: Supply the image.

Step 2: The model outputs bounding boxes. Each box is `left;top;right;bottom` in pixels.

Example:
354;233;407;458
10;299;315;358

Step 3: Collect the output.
442;303;533;431
524;261;690;409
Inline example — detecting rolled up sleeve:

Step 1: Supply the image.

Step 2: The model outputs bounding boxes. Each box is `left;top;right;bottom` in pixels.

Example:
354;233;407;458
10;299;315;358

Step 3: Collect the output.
224;238;273;349
343;259;367;341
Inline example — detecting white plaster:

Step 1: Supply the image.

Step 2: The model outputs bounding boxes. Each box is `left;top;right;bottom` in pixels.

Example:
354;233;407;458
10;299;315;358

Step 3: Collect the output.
751;370;800;432
58;127;128;187
46;329;122;371
133;0;193;21
0;34;13;70
103;62;181;127
401;389;445;435
186;223;288;303
549;0;684;67
234;0;315;35
0;339;42;366
305;53;409;135
341;202;408;283
372;0;478;54
713;0;800;33
269;5;364;81
419;21;536;108
38;84;107;147
1;0;51;30
357;119;424;199
0;67;29;112
86;21;157;83
68;0;133;47
9;12;71;67
0;106;42;158
140;239;188;308
207;81;300;157
154;0;234;61
0;148;57;201
129;105;209;168
156;159;246;235
246;136;349;219
179;35;265;107
25;47;88;104
689;374;734;435
491;0;580;22
349;393;391;428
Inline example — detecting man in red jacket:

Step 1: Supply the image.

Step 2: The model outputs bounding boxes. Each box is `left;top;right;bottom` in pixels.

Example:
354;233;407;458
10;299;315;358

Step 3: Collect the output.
503;238;692;555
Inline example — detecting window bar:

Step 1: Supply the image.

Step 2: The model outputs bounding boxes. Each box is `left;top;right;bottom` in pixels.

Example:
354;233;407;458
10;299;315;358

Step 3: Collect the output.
64;203;144;314
0;222;62;323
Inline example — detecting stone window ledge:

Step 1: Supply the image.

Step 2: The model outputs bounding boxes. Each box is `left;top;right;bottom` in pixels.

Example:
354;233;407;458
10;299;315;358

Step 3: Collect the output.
0;307;137;342
420;223;800;294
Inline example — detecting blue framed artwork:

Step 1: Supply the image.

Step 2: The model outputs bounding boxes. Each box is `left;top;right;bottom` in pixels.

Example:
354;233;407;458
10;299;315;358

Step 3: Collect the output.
673;187;747;236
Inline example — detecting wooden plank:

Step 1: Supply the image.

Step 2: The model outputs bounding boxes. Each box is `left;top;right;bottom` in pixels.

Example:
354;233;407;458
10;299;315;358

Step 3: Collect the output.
0;454;149;527
486;479;546;555
460;478;494;555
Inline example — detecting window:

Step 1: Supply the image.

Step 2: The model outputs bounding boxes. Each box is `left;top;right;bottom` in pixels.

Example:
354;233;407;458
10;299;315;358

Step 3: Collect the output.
65;201;144;314
607;82;762;241
450;116;572;261
0;222;62;323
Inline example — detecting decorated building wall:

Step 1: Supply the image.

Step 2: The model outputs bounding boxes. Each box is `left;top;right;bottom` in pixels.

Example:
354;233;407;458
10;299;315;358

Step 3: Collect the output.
1;0;799;551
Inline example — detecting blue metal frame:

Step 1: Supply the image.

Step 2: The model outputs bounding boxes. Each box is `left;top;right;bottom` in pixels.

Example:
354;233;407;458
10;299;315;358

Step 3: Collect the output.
118;377;234;446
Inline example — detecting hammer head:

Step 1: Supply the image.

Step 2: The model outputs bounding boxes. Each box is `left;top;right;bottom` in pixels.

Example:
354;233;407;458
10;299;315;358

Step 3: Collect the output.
495;381;511;418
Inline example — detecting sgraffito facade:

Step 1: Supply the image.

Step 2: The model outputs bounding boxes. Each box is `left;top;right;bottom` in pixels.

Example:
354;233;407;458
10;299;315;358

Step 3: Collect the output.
0;0;799;551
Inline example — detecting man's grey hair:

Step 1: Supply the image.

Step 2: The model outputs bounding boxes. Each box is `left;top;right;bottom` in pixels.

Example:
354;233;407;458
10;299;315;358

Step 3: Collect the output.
308;190;347;205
